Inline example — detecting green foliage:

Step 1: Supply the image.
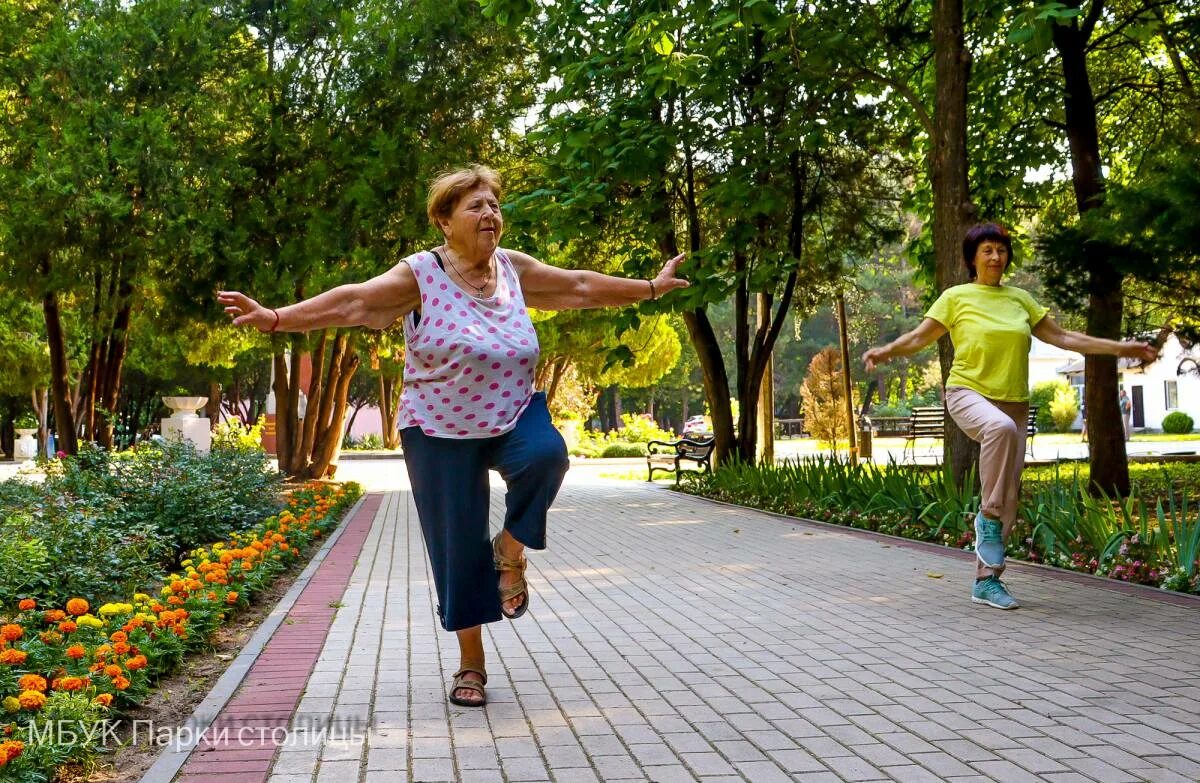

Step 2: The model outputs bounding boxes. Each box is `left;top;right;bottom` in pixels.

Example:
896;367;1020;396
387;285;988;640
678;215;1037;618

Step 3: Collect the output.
615;414;676;445
344;433;385;450
14;413;38;430
0;442;283;606
1049;385;1080;433
1030;381;1070;433
600;442;646;459
212;416;265;451
1162;411;1195;435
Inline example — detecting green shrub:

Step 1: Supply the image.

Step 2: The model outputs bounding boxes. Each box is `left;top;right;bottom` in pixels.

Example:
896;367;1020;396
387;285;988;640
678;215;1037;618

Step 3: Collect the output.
212;416;265;451
0;441;284;605
600;441;646;458
1030;380;1070;433
344;432;384;450
15;412;38;429
1162;411;1195;434
616;413;676;444
1049;385;1080;432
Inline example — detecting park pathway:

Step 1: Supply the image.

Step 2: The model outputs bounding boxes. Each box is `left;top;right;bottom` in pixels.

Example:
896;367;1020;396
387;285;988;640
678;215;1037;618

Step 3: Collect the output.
168;467;1200;783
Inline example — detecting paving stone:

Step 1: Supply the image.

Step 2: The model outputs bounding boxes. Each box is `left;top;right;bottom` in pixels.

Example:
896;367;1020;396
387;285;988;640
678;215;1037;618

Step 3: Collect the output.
185;476;1200;783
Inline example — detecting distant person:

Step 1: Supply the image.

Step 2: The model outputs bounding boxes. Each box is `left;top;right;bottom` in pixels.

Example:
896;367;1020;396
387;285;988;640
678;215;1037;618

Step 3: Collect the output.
220;165;688;706
1119;388;1132;441
863;223;1157;610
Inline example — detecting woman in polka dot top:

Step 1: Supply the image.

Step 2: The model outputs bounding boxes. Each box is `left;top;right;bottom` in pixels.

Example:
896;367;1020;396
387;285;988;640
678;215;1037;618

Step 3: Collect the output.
219;164;688;707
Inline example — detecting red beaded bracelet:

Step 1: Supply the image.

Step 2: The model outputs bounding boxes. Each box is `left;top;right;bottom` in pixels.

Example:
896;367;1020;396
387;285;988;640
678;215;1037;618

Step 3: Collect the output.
269;308;280;333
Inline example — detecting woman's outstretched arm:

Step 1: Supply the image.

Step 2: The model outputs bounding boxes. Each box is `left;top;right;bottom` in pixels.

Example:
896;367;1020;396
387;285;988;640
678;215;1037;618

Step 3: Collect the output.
1033;316;1159;362
506;249;688;310
862;318;948;371
218;261;421;333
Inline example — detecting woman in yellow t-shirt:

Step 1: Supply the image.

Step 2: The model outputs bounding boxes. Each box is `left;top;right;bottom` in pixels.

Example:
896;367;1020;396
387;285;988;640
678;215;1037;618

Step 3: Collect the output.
862;223;1157;610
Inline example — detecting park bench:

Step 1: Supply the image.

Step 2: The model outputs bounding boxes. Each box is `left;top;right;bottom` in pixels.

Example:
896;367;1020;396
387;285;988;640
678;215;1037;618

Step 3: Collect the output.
902;405;1039;462
646;437;716;483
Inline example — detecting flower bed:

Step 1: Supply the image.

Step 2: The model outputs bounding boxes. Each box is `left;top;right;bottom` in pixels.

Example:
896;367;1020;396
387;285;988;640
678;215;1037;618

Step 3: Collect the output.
679;457;1200;595
0;480;361;782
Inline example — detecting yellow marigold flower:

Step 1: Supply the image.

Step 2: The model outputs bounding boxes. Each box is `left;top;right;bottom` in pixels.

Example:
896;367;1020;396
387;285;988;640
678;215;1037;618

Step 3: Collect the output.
136;613;158;625
181;559;193;567
98;603;131;617
160;586;173;596
77;615;104;629
133;593;151;603
17;691;45;710
1;697;19;714
65;598;89;616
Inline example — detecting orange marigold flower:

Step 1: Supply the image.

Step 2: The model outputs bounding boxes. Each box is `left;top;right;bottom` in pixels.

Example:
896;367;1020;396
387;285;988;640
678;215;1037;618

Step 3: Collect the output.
66;645;86;660
0;625;22;643
17;691;46;710
38;631;62;645
206;591;217;601
17;675;46;693
172;625;188;639
113;642;131;655
18;599;35;611
43;609;66;622
241;561;254;571
225;592;239;604
279;543;290;552
112;675;131;690
55;677;86;692
150;603;164;613
66;598;89;616
94;644;112;659
94;693;113;707
109;631;128;643
0;738;25;764
0;649;27;666
104;665;123;679
126;655;148;671
58;621;77;633
166;596;184;606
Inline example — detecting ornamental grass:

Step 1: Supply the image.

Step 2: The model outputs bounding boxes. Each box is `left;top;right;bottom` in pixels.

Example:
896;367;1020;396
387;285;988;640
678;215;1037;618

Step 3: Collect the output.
0;481;361;782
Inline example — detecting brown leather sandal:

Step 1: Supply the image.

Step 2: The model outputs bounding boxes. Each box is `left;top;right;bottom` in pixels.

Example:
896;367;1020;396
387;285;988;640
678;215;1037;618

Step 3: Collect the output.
492;532;529;620
448;668;487;707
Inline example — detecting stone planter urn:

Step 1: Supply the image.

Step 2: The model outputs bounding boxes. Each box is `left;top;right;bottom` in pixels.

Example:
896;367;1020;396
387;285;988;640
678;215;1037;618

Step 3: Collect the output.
14;428;38;461
161;396;212;454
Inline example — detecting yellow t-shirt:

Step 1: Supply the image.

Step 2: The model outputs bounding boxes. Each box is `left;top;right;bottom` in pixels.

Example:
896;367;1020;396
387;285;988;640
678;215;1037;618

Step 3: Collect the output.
925;283;1049;402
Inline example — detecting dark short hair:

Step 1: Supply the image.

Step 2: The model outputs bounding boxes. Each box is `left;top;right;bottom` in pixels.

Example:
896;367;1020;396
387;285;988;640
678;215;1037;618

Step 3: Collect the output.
962;222;1013;280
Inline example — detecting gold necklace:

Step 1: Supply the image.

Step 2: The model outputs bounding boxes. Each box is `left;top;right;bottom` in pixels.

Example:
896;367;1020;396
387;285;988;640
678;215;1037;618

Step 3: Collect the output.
443;248;493;298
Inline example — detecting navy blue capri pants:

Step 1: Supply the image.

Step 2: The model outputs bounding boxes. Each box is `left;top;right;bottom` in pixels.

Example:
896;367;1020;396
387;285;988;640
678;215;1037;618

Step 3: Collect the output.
400;392;569;631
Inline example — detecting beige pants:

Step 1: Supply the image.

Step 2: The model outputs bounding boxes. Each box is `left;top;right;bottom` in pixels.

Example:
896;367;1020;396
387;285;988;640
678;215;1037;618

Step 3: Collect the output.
945;387;1028;577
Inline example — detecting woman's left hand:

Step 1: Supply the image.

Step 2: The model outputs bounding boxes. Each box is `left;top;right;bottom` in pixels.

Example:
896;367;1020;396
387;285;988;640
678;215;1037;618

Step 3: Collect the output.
1121;341;1159;363
652;253;690;297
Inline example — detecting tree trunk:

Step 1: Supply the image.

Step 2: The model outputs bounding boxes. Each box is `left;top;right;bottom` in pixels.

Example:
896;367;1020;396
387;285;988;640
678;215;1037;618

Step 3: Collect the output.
272;348;295;472
40;258;78;455
379;374;402;450
301;331;328;463
931;0;980;486
96;290;133;449
836;292;858;461
1052;6;1128;495
307;331;360;478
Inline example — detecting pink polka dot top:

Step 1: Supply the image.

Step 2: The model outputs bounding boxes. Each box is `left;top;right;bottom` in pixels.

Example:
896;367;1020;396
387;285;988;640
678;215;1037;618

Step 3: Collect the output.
396;249;540;439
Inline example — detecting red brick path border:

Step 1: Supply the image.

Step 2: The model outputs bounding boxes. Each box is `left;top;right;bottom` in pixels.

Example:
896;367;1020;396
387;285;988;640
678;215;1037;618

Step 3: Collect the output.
174;492;383;783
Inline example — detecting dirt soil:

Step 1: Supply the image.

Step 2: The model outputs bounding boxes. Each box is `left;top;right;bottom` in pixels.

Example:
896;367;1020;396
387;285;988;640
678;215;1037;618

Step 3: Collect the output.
57;561;308;783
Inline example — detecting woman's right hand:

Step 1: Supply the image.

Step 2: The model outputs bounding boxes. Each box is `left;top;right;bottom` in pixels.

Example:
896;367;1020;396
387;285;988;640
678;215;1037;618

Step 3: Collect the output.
862;347;889;372
218;291;277;332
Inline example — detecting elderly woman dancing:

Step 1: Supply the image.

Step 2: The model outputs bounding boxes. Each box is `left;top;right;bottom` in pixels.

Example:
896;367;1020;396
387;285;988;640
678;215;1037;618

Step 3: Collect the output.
220;165;688;705
863;222;1156;610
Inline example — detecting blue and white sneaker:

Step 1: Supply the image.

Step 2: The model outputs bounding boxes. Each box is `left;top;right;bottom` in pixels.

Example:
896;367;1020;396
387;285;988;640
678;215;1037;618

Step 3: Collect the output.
973;511;1006;569
972;575;1019;609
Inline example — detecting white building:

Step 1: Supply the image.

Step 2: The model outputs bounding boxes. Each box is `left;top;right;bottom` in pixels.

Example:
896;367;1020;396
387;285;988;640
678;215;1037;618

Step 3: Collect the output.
1055;334;1199;432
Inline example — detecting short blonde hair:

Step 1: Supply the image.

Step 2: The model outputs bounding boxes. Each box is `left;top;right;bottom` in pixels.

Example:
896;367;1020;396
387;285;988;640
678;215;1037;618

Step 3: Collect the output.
426;165;503;231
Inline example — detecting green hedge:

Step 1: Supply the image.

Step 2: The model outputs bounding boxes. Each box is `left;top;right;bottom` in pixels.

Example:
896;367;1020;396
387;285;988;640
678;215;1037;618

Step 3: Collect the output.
1162;411;1195;434
0;442;283;607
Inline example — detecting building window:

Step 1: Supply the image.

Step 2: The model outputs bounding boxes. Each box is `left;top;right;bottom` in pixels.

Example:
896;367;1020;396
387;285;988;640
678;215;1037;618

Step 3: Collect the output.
1165;380;1178;410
